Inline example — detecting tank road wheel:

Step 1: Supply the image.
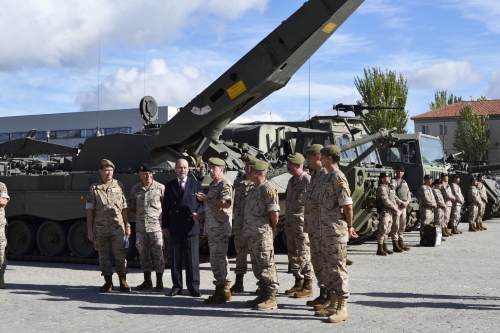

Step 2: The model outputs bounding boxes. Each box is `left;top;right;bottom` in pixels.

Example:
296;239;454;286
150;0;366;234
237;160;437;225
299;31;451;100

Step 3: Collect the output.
67;221;96;258
6;220;36;255
36;220;68;256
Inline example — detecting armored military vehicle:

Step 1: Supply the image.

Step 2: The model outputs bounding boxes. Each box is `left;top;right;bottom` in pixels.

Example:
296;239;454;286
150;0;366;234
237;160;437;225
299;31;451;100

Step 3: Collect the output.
0;0;365;262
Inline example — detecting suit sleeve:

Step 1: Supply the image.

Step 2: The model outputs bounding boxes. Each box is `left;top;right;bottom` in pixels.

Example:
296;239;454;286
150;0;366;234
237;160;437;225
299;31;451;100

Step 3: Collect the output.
195;181;205;215
162;186;171;229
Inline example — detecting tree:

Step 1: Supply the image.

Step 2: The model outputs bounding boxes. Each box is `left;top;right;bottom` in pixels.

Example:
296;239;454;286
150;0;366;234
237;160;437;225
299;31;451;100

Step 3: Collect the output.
454;104;490;163
354;67;409;133
477;95;487;101
428;90;462;110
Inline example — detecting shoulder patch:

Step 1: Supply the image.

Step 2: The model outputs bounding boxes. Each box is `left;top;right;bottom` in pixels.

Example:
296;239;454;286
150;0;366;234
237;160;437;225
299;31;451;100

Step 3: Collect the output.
223;185;231;189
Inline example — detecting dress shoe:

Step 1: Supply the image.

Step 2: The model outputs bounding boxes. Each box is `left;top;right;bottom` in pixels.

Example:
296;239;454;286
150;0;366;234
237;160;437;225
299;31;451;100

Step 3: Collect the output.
167;289;181;296
190;290;202;297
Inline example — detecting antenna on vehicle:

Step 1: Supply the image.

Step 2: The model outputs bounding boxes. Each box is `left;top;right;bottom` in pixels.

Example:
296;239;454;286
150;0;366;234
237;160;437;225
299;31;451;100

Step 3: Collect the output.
144;52;146;97
308;58;311;120
96;40;101;136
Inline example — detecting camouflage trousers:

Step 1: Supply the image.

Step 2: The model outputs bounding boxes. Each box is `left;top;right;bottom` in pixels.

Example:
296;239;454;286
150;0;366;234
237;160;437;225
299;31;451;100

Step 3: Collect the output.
233;231;249;275
444;205;452;227
285;225;313;279
377;210;393;245
246;229;279;291
476;202;486;224
390;206;406;242
450;203;462;226
206;231;231;286
309;231;326;288
434;207;445;227
94;231;128;276
320;220;349;297
420;207;434;235
0;225;7;271
468;204;479;224
135;231;165;273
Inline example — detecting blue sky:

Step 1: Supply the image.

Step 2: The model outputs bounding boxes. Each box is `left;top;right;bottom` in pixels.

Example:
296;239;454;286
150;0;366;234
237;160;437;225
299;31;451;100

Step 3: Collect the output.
1;0;500;131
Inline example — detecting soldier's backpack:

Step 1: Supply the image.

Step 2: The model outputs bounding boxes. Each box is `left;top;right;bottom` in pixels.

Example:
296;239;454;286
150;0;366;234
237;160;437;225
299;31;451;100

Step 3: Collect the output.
423;223;442;247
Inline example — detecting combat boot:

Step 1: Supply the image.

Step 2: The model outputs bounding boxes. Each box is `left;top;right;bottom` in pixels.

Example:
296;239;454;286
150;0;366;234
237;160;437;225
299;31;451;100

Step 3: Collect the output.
204;284;226;304
382;243;393;255
154;273;164;292
444;227;453;236
441;228;449;237
255;286;260;295
451;226;460;235
285;278;303;295
468;223;477;232
294;277;313;298
255;287;278;311
328;297;348;323
119;275;132;292
137;272;153;290
246;287;266;307
479;222;487;230
224;282;232;301
376;244;387;256
392;240;403;253
99;275;113;292
398;239;411;251
0;269;5;289
230;274;244;294
315;295;338;317
306;287;328;307
346;258;354;265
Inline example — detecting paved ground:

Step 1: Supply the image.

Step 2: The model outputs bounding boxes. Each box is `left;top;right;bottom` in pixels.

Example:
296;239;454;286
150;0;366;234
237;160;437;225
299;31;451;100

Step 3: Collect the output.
1;221;499;333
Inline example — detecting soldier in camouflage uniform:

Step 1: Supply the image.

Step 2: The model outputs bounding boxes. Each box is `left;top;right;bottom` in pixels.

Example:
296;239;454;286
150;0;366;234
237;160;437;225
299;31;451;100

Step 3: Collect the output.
244;159;280;311
389;165;411;252
314;145;358;324
229;155;255;294
476;174;488;231
195;157;233;304
129;163;165;292
284;152;313;298
376;172;400;256
440;173;455;237
418;175;437;246
449;174;464;234
467;177;482;232
0;182;10;289
86;159;132;292
432;180;447;242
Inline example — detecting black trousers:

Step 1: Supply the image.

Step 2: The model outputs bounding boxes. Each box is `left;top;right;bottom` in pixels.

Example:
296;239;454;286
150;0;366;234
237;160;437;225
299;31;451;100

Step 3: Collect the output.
170;234;200;293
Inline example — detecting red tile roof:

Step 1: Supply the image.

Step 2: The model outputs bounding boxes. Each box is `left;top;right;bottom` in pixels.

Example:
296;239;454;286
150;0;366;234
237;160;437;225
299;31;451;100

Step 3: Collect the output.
411;100;500;119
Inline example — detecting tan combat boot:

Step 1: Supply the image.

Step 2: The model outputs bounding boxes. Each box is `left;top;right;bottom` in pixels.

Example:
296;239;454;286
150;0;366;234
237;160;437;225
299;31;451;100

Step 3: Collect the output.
99;275;113;292
313;290;332;310
246;287;266;307
398;239;411;251
376;244;387;256
441;228;449;237
346;258;354;265
328;297;348;323
382;243;393;255
456;225;463;234
479;222;487;230
392;240;403;253
230;274;244;294
315;295;338;317
468;223;477;232
137;272;153;290
224;282;232;301
119;275;132;292
155;273;164;292
255;287;278;311
285;278;303;295
451;226;460;235
444;227;453;236
204;284;226;304
306;287;328;307
0;269;6;289
294;277;313;298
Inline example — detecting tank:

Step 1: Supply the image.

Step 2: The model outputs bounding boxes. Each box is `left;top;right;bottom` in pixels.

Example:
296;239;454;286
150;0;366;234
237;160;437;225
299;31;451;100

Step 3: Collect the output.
0;0;365;263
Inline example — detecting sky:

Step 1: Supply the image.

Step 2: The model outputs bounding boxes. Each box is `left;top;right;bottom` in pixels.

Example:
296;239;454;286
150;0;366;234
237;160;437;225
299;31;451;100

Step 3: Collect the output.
1;0;500;132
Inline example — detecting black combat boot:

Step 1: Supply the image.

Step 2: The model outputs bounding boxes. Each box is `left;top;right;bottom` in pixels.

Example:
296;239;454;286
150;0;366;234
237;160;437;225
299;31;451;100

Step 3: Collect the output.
99;275;113;292
155;273;164;292
137;272;153;290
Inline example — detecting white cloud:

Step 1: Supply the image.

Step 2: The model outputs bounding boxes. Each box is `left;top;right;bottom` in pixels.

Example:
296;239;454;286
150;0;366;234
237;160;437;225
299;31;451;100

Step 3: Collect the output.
405;60;482;90
358;0;413;29
444;0;500;34
486;68;500;99
0;0;269;70
232;103;286;123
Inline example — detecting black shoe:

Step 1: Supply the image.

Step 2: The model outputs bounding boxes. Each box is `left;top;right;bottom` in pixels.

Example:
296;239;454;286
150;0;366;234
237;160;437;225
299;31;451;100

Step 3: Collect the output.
190;290;202;297
167;289;181;296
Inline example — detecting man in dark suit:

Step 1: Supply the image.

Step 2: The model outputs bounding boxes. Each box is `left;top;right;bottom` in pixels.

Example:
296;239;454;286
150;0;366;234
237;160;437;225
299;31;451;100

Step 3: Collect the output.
162;158;205;297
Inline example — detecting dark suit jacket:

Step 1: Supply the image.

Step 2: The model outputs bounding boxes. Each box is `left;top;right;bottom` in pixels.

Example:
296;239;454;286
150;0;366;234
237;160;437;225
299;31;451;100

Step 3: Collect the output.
162;177;205;236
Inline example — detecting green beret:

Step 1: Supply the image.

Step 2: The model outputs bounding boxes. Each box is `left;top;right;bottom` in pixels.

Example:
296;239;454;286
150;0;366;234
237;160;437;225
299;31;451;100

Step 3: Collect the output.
305;144;324;156
100;159;115;169
249;159;269;171
287;152;305;165
320;145;341;157
208;157;226;167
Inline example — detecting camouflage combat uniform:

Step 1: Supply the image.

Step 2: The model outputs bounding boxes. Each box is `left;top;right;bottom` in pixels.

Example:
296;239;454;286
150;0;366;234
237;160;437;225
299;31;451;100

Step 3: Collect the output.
418;184;436;235
304;168;327;287
467;186;482;225
285;172;313;280
440;181;455;228
389;178;410;242
376;184;400;245
450;183;464;227
205;177;233;286
476;182;487;224
86;179;128;276
244;180;280;291
0;182;9;273
129;180;165;273
319;167;352;297
432;188;446;227
232;175;254;275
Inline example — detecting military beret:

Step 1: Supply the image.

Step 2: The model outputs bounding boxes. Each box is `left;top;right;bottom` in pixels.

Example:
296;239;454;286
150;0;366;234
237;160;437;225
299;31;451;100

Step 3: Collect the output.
305;144;324;156
320;145;341;157
140;163;154;173
287;152;305;165
433;179;442;185
100;159;115;169
396;165;405;172
423;174;433;180
208;157;226;167
248;159;269;171
440;172;448;178
379;172;389;179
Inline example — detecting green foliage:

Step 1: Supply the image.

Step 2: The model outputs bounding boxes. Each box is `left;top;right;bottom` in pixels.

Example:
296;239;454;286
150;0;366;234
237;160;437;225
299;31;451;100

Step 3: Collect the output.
354;67;409;133
477;95;488;101
429;90;462;110
454;104;490;163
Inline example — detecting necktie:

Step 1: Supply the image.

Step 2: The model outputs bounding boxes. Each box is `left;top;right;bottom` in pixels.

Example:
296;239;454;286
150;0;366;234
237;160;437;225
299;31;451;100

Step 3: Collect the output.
180;180;185;193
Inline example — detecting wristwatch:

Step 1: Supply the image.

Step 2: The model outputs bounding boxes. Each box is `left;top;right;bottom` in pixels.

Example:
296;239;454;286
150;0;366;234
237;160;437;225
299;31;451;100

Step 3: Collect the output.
125;224;131;228
348;226;353;229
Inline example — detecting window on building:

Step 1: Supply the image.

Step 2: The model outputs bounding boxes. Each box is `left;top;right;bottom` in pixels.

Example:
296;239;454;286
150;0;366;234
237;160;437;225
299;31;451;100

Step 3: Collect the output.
439;124;447;136
80;129;96;138
35;131;47;140
421;125;429;134
105;127;131;135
